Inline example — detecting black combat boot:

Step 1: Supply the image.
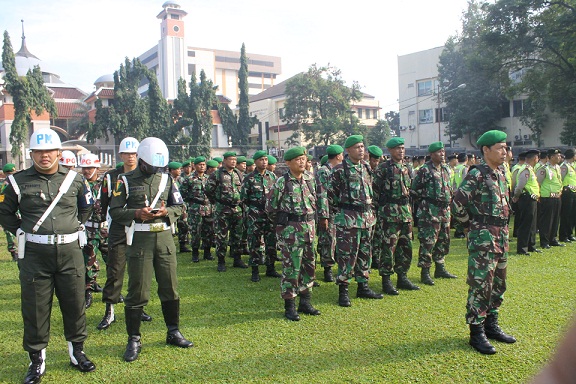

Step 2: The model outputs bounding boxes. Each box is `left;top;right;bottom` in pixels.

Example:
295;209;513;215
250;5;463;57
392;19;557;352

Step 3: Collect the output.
265;261;281;277
162;300;194;348
97;303;115;330
68;341;96;372
434;262;458;279
484;313;516;343
203;247;214;260
232;252;248;268
191;248;200;263
338;285;351;307
124;307;143;362
180;242;192;253
217;256;227;272
323;267;334;282
421;267;435;286
23;349;45;384
141;310;152;322
469;323;497;354
85;290;93;309
297;290;320;315
381;275;399;295
284;298;300;321
357;282;384;299
251;266;260;282
397;273;420;290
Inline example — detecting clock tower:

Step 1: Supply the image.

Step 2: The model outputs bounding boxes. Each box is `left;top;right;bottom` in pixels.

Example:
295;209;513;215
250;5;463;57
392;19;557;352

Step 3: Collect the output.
156;1;188;99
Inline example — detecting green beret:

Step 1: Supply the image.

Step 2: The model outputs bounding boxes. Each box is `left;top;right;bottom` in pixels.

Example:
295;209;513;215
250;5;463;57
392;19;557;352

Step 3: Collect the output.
2;163;16;173
116;162;124;169
267;155;278;165
189;157;195;163
236;156;246;163
326;145;344;156
428;141;444;153
213;157;223;163
182;160;191;167
246;159;254;166
253;150;267;160
320;155;328;165
344;134;364;148
386;137;405;149
194;156;206;164
307;154;313;161
206;160;219;168
168;161;182;170
223;151;236;158
284;146;306;161
367;145;383;158
476;130;507;147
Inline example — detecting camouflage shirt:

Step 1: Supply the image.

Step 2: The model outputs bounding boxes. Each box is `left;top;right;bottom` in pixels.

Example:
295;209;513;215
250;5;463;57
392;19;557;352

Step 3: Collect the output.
373;159;412;222
205;167;243;214
180;171;212;216
241;169;276;218
315;163;332;219
411;161;452;223
85;177;104;238
327;159;375;229
452;161;510;253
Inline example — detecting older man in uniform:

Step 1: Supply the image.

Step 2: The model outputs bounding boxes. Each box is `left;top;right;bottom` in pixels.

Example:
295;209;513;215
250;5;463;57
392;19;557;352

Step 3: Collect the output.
373;137;420;295
0;128;96;382
537;148;565;249
110;137;193;362
328;135;383;307
266;147;327;320
452;130;516;355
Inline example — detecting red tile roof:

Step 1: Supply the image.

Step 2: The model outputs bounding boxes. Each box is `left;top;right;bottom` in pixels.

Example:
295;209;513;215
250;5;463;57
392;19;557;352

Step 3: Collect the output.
49;87;87;100
56;102;84;118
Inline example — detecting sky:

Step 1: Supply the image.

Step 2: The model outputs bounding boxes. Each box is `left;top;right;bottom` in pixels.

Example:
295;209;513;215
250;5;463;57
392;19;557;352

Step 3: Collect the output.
1;0;470;111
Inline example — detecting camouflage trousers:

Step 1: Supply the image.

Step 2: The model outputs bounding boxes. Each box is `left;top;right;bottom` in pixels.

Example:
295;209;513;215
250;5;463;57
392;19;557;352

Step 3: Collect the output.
370;218;381;267
335;226;372;285
377;220;413;276
188;210;212;250
246;211;276;266
82;237;101;290
466;250;507;325
277;226;315;300
5;229;16;253
214;210;243;259
316;217;335;267
417;220;450;268
177;217;189;245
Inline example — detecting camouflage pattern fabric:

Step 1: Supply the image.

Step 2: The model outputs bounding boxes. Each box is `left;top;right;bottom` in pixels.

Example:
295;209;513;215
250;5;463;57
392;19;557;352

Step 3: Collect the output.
180;171;213;250
83;178;103;290
377;221;413;276
452;160;510;325
315;163;335;267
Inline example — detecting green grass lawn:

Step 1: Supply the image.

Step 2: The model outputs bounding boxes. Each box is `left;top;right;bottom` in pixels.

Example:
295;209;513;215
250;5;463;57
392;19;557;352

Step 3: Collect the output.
0;230;574;383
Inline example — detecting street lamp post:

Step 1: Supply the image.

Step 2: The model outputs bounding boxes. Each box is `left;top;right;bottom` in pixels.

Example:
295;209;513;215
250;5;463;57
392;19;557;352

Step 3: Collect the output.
436;83;466;142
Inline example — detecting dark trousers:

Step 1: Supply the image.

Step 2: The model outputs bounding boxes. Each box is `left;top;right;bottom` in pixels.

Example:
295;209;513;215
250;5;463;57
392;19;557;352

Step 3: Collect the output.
538;197;561;247
102;242;127;304
20;242;87;352
516;194;537;253
559;188;576;240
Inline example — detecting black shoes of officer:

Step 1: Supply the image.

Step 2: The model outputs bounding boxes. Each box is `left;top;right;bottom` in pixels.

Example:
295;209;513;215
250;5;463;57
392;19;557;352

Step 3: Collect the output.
124;336;142;362
550;241;566;247
323;267;334;282
192;248;200;263
397;273;420;290
85;290;93;309
265;262;281;278
251;266;261;282
125;307;143;362
232;254;248;268
166;330;194;348
516;251;531;256
434;263;458;279
97;303;115;330
338;285;351;307
141;311;152;322
203;247;214;260
542;244;551;249
528;247;542;253
469;324;497;355
23;349;45;384
297;291;320;316
420;267;435;285
484;314;516;344
559;237;572;243
284;298;300;321
382;275;399;295
68;341;96;372
569;236;576;242
162;300;194;348
180;242;192;253
357;282;384;299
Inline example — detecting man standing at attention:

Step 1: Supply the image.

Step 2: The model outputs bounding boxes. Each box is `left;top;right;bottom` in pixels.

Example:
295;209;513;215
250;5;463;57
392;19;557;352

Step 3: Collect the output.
452;130;516;355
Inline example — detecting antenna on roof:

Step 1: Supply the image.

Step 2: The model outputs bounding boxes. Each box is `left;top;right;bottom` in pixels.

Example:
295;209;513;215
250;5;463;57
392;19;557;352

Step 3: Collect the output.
21;19;25;40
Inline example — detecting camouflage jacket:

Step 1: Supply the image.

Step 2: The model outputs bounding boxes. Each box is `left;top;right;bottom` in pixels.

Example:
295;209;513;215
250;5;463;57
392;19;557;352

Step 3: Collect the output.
452;161;510;253
205;167;243;214
411;161;452;223
85;177;104;238
241;169;276;220
315;163;332;219
373;159;412;222
180;171;212;216
327;159;375;229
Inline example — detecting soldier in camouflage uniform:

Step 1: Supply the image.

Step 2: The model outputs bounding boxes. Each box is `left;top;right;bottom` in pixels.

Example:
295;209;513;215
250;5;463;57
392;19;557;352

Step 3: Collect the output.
245;158;256;174
267;155;278;174
411;142;457;286
315;145;343;282
1;163;18;261
169;162;191;253
241;150;279;282
367;145;383;269
205;152;248;271
373;137;420;295
180;156;214;262
79;153;103;309
327;135;383;307
452;130;516;355
266;147;327;321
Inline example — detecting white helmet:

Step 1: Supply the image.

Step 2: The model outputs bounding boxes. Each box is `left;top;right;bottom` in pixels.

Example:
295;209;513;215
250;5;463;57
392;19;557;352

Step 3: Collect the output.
119;137;139;154
137;137;169;167
59;150;77;166
79;153;101;168
29;128;62;150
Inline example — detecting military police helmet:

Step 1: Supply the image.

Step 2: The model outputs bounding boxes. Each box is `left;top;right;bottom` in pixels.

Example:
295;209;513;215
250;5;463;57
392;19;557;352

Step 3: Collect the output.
79;153;101;168
137;137;169;167
119;137;139;154
29;128;62;150
59;150;77;166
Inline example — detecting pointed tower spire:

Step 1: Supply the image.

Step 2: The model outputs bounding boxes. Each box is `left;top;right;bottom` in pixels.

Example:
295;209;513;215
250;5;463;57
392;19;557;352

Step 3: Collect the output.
16;19;40;60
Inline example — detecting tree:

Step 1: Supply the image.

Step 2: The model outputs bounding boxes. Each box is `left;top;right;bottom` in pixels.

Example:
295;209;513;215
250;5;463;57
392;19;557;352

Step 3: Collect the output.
68;101;92;139
283;64;362;147
365;119;391;148
2;31;56;163
237;43;251;148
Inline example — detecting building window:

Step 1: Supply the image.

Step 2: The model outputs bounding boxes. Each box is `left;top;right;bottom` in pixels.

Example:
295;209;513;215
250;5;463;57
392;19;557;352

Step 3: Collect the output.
417;80;433;96
170;14;180;20
278;108;285;119
435;107;448;123
188;50;195;57
419;109;433;124
513;100;525;117
501;101;511;118
357;109;363;119
188;64;196;76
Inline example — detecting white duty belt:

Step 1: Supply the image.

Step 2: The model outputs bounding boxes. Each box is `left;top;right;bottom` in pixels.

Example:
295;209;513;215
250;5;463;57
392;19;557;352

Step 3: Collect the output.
25;232;79;245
